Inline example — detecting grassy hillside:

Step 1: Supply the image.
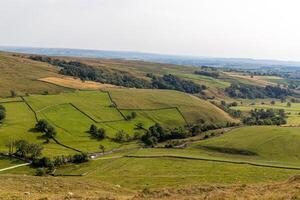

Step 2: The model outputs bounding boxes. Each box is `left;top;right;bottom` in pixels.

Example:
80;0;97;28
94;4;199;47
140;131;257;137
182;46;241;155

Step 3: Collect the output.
193;126;300;166
105;88;236;124
53;156;299;189
0;53;71;97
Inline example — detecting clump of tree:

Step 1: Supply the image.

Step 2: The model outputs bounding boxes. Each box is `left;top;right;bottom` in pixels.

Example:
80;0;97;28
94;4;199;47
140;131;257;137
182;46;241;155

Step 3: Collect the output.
89;124;106;140
33;152;89;176
6;140;43;160
194;70;220;78
149;74;206;94
243;108;286;125
35;120;57;141
141;123;191;146
0;105;6;121
141;122;240;147
225;83;292;99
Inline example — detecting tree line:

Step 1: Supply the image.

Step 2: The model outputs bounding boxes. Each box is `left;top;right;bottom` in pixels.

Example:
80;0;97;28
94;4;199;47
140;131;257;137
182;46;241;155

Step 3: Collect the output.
243;108;287;125
29;56;206;94
225;83;292;99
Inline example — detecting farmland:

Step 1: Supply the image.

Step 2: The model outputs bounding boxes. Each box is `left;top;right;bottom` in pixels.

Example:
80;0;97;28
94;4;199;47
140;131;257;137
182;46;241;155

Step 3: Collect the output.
231;100;300;126
2;52;300;199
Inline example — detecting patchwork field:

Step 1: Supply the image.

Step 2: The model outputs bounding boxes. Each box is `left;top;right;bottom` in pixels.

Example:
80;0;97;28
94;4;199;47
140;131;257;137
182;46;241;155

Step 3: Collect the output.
1;90;207;155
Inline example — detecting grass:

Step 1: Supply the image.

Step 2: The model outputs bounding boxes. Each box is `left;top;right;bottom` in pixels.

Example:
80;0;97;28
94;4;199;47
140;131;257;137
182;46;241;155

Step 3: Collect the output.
0;53;71;97
173;73;230;89
0;102;79;157
25;90;123;122
106;88;236;124
54;156;300;189
192;126;300;167
0;156;24;169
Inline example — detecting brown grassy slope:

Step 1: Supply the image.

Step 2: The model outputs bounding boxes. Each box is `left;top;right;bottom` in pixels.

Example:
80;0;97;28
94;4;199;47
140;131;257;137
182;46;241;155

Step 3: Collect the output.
134;176;300;200
0;175;133;200
0;52;71;97
2;175;300;200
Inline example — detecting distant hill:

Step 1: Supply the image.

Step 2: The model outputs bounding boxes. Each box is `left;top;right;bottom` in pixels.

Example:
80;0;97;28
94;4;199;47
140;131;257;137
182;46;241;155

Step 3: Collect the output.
1;46;300;69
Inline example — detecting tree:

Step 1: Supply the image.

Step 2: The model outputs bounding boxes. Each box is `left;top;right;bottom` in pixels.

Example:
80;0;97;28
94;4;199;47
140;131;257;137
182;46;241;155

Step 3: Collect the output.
35;120;49;132
5;140;16;155
287;102;292;107
131;112;137;119
45;125;57;138
28;143;43;159
96;128;106;140
99;145;105;154
89;124;98;135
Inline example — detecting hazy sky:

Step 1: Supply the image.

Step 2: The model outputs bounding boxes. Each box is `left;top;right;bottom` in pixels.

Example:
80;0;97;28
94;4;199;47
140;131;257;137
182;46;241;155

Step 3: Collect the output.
1;0;300;61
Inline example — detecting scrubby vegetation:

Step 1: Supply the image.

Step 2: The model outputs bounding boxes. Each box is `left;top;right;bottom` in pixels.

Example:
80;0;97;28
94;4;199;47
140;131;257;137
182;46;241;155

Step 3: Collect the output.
225;83;292;99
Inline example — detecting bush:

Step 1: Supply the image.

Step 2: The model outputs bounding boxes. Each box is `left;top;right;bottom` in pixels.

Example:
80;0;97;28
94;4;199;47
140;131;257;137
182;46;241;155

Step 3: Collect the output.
35;168;46;176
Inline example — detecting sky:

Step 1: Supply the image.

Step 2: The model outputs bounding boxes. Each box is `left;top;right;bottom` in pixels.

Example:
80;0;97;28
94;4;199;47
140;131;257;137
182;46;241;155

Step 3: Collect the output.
1;0;300;61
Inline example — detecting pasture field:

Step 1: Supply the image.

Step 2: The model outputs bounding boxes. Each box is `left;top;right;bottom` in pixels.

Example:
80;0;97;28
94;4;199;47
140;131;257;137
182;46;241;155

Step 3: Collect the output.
0;102;74;157
54;156;300;189
105;88;236;124
192;126;300;167
25;91;124;122
231;101;300;126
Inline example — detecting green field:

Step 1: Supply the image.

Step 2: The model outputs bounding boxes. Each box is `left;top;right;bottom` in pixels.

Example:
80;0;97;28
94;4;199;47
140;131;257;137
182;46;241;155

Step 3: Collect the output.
53;156;300;189
25;91;124;122
0;102;74;157
106;88;236;124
